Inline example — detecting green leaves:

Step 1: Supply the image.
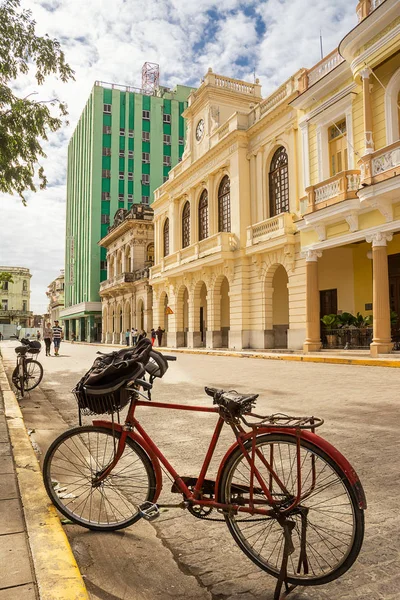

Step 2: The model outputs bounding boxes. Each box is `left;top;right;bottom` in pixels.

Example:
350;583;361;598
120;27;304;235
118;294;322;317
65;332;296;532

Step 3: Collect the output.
0;0;74;202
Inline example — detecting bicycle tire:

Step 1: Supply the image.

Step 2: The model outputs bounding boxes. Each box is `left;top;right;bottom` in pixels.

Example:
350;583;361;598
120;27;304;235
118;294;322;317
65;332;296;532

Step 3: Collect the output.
12;362;25;397
43;425;157;531
23;359;43;391
218;433;364;586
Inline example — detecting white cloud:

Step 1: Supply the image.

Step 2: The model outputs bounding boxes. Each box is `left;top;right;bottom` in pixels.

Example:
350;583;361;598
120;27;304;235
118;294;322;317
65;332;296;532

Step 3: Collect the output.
0;0;358;312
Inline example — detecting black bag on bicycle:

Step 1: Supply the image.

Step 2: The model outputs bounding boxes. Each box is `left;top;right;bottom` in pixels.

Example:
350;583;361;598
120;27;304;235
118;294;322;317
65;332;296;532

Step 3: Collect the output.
73;338;152;414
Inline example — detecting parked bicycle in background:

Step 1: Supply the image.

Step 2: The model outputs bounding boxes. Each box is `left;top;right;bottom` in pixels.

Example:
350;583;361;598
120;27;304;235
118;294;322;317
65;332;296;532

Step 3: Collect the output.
12;338;43;397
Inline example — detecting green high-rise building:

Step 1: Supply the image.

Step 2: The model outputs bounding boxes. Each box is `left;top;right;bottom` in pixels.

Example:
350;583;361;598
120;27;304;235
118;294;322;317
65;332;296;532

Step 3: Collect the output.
61;79;194;341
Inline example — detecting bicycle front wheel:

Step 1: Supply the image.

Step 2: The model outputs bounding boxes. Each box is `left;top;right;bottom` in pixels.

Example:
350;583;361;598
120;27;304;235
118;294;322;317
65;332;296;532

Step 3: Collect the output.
43;426;157;531
219;433;364;586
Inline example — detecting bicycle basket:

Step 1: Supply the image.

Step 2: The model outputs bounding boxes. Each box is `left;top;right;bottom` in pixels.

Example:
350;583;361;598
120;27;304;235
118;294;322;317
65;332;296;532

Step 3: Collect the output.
27;341;41;354
72;377;131;415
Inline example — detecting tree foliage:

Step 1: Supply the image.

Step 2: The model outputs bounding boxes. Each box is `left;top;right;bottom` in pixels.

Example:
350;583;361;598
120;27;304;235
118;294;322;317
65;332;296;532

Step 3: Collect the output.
0;272;14;284
0;0;74;202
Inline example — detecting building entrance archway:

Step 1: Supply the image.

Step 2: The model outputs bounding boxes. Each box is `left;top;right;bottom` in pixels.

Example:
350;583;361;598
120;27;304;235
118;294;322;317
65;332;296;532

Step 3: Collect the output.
265;264;289;348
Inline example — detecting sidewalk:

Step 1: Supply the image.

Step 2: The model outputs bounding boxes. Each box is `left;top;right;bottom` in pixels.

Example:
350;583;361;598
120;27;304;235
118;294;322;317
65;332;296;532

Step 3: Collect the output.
77;341;400;368
0;357;88;600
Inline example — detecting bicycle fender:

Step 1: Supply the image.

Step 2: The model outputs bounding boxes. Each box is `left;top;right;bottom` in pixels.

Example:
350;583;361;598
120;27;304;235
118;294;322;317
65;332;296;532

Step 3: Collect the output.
92;419;163;501
215;428;367;509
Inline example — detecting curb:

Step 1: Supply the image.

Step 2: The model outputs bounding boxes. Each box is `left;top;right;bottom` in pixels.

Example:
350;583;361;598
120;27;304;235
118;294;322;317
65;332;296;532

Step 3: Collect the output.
65;340;400;368
0;358;89;600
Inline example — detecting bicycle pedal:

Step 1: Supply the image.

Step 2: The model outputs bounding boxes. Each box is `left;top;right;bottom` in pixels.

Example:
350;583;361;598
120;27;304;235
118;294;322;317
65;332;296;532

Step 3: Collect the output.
139;501;160;521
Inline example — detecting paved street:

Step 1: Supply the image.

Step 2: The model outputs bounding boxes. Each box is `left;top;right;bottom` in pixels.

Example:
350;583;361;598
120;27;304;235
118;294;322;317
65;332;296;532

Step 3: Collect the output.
1;340;400;600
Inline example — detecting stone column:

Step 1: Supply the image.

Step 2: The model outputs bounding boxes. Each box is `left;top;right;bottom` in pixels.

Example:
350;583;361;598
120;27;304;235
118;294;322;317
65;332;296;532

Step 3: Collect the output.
360;68;374;154
303;250;322;353
208;174;217;236
255;148;264;222
366;232;393;356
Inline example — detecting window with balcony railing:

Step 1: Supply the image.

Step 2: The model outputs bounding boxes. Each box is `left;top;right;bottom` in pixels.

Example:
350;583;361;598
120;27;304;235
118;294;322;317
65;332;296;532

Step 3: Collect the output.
329;120;348;176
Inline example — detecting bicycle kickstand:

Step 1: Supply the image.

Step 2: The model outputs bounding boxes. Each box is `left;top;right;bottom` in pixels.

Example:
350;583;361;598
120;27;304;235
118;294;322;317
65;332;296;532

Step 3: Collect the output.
273;519;298;600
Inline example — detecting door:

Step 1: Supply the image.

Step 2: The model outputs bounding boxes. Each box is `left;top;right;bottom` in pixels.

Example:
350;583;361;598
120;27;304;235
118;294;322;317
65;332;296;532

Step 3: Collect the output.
200;307;204;343
320;289;337;318
329;120;348;176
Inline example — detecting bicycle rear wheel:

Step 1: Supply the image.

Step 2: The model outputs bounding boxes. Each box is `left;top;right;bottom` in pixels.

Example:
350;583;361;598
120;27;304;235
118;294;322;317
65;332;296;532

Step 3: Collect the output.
23;359;43;391
43;425;157;531
219;433;364;586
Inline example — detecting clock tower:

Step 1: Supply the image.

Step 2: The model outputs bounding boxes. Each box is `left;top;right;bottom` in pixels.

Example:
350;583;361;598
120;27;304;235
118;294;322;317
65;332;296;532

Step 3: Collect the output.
182;68;262;163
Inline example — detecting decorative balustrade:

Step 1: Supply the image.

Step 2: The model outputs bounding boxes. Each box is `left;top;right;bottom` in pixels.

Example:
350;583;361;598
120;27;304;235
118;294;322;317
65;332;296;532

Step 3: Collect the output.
359;140;400;184
218;122;230;140
307;50;344;87
99;270;149;292
306;170;361;212
246;212;296;247
151;232;237;276
259;84;288;116
212;74;260;96
372;146;400;177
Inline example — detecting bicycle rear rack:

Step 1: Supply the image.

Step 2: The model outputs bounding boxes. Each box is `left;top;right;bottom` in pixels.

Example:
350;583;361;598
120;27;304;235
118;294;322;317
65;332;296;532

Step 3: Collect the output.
242;413;324;430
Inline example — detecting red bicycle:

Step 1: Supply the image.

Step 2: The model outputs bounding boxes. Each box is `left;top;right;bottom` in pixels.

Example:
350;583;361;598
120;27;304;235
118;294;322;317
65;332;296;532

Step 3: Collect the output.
43;345;366;599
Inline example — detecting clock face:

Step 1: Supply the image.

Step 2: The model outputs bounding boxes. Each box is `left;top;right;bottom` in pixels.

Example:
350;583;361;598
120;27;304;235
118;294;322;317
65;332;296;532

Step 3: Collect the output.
196;119;205;141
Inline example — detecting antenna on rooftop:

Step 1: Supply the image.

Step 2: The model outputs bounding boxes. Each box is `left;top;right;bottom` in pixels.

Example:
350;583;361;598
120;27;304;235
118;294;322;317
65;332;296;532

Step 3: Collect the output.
319;29;324;60
142;62;160;94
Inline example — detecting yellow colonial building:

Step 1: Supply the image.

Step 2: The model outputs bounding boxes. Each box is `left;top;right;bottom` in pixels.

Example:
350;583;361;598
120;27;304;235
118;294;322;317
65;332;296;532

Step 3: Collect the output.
149;0;400;354
0;266;33;337
296;0;400;355
99;204;154;344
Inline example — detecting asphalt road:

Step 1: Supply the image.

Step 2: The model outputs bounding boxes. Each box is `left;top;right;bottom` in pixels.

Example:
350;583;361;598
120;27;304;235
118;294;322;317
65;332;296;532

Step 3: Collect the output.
1;340;399;600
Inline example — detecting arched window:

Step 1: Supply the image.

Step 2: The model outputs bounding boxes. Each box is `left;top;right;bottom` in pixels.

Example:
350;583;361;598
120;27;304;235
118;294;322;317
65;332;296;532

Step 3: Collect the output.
182;201;190;248
218;176;231;232
22;280;27;291
163;218;169;257
147;243;154;264
198;190;208;241
385;68;400;144
269;146;289;217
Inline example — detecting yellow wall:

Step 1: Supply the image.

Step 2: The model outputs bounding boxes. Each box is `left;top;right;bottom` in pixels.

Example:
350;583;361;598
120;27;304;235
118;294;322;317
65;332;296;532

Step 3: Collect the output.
318;247;355;314
371;53;400;151
352;242;373;316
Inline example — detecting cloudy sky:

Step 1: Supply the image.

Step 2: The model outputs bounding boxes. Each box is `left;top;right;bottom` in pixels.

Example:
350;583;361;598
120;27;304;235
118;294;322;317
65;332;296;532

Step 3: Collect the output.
0;0;358;313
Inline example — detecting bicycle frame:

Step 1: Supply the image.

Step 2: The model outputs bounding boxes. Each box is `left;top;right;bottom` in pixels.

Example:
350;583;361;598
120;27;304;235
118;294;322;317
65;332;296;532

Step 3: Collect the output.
92;396;367;515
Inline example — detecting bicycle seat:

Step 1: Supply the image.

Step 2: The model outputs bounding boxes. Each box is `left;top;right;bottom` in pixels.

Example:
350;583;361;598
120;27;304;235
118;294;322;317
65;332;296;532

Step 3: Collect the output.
15;346;29;355
205;387;258;423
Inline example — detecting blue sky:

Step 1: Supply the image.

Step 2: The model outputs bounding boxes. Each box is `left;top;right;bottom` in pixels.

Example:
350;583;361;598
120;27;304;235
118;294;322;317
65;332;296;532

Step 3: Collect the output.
0;0;358;312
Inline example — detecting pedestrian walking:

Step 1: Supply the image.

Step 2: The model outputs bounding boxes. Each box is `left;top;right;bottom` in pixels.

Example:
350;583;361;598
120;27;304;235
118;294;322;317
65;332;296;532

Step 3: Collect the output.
156;326;165;347
71;332;76;343
0;332;3;341
151;328;156;346
138;329;147;342
52;320;63;356
43;322;53;356
132;327;138;345
125;329;130;346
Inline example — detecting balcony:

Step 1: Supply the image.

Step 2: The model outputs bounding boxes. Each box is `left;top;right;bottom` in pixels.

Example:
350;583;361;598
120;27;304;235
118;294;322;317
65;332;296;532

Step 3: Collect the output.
99;269;150;293
150;232;237;280
357;0;385;21
246;213;296;249
307;50;345;87
305;170;361;213
359;140;400;186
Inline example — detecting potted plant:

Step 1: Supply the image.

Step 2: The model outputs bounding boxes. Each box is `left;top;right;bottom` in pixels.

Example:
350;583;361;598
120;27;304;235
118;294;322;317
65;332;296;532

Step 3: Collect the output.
321;314;339;348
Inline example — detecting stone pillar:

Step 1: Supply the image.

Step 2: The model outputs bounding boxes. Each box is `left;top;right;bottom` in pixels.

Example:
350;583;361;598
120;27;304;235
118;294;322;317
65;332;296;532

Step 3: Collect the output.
366;232;393;356
303;250;322;353
360;68;374;154
208;175;217;236
255;148;264;222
